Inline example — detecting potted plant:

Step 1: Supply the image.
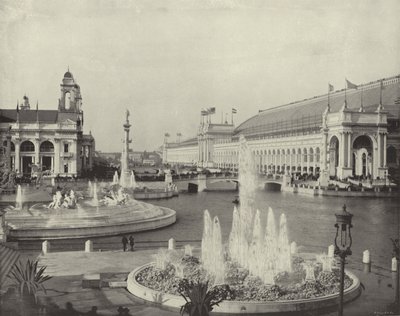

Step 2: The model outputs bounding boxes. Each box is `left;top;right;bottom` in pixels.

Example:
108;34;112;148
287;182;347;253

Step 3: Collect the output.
178;279;233;316
7;259;52;315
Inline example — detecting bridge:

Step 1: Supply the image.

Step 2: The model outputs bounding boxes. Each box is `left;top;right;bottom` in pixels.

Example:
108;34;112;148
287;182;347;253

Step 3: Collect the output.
174;174;286;192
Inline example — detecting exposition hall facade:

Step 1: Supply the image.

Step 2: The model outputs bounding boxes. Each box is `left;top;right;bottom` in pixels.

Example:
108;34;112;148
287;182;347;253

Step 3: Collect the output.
0;70;95;177
163;75;400;184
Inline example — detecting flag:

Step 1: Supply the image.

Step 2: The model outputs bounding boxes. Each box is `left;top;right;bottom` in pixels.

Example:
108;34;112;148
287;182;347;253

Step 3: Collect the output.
164;133;170;137
201;109;208;116
232;108;237;114
328;84;334;92
346;79;358;89
177;132;182;137
208;107;216;115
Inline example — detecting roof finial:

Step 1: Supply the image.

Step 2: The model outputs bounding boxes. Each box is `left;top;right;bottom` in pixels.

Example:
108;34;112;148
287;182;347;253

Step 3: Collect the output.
68;65;70;72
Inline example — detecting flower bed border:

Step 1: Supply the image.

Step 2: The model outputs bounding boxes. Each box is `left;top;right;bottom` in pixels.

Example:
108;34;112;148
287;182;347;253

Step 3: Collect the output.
127;262;361;314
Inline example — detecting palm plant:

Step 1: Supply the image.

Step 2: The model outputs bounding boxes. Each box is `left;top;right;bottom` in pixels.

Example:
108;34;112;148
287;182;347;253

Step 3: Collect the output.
178;279;233;316
8;259;52;303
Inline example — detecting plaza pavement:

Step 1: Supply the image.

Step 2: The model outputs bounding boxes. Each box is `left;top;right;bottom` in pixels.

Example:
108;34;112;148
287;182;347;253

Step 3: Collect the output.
37;248;179;315
32;248;396;316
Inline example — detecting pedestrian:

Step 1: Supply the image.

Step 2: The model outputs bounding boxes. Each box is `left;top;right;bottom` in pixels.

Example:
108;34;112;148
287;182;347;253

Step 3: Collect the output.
122;235;128;252
129;235;135;251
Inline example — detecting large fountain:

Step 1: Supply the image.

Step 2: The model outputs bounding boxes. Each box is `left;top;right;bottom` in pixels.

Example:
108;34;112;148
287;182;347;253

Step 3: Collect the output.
127;136;361;314
3;111;176;240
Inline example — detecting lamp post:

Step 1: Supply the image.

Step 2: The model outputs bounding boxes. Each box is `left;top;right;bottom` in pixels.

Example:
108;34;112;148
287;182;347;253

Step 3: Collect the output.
391;238;400;313
334;204;353;316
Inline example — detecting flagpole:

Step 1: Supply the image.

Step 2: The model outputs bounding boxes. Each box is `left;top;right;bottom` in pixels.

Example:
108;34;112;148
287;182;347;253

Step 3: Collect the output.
328;86;330;112
380;79;383;105
231;110;233;125
344;79;347;107
360;86;364;112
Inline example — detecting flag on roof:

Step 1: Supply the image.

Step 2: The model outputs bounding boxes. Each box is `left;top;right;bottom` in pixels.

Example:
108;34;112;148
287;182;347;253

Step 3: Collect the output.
201;109;208;116
232;108;237;114
164;133;170;137
208;107;216;115
346;79;358;89
328;84;334;92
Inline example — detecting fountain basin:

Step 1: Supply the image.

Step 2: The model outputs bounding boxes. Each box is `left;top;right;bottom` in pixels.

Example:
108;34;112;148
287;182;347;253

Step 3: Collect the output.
5;200;176;240
127;262;361;314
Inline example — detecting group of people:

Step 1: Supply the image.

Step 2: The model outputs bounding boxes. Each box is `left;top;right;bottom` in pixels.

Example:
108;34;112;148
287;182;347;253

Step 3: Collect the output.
121;235;135;252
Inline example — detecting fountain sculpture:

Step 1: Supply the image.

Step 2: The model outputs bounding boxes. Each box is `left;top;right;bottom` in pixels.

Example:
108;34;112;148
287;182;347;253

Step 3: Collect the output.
3;110;176;240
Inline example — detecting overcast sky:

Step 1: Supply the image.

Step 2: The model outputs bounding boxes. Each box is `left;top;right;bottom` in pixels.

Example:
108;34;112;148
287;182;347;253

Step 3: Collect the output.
0;0;399;152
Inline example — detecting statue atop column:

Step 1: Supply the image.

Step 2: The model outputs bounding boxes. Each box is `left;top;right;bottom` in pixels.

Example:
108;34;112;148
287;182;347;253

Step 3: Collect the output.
120;109;136;189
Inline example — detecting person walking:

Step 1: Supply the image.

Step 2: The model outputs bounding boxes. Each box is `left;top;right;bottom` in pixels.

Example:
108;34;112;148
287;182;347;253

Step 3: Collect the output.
122;235;128;252
129;235;135;251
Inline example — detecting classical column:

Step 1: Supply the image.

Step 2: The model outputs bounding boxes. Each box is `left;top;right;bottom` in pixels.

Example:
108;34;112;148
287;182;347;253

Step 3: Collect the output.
323;133;328;170
15;140;20;173
70;140;77;175
338;133;344;168
34;138;40;165
383;133;387;167
377;133;382;168
347;133;352;169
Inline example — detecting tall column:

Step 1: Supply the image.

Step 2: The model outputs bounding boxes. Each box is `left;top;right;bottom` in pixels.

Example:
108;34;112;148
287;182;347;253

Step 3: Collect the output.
377;133;382;168
347;133;352;169
54;139;60;174
383;133;387;167
323;133;328;170
34;138;40;165
338;133;344;168
15;140;20;173
70;140;77;175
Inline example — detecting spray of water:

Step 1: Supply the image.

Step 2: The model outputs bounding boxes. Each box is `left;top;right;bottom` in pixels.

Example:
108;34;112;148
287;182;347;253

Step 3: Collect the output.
15;185;23;210
201;135;292;285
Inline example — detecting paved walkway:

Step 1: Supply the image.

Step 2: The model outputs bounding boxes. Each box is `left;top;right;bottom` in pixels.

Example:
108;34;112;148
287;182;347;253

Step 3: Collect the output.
35;249;191;316
38;249;161;276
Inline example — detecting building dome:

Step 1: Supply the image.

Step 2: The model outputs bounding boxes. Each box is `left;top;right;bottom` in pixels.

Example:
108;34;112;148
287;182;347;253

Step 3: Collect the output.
64;71;73;79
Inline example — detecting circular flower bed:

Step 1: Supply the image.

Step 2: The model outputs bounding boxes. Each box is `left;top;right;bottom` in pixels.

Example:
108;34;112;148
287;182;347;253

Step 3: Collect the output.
135;253;353;302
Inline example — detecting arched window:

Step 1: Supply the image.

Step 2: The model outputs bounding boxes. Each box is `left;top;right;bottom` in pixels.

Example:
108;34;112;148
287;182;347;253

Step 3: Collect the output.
303;148;308;163
65;91;71;109
40;141;54;152
309;148;314;163
20;141;35;152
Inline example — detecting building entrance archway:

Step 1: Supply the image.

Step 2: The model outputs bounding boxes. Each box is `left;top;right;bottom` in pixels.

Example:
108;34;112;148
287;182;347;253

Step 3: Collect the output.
329;136;339;177
353;135;373;178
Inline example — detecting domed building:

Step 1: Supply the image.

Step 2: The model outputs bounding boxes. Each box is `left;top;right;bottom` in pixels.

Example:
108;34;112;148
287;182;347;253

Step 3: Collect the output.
0;70;95;177
163;75;400;184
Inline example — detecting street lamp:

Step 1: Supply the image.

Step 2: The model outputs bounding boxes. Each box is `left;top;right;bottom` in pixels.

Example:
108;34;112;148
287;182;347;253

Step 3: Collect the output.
391;238;400;313
334;204;353;316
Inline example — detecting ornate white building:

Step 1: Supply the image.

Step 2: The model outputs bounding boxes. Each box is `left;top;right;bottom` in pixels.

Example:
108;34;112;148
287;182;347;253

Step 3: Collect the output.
0;70;95;177
163;75;400;183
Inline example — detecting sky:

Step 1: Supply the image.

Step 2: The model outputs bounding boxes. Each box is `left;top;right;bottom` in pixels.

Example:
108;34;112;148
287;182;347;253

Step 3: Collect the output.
0;0;399;152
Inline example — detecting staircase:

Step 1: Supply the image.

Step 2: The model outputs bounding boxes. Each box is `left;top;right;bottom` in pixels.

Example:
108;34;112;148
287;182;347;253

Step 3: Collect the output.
0;243;20;291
